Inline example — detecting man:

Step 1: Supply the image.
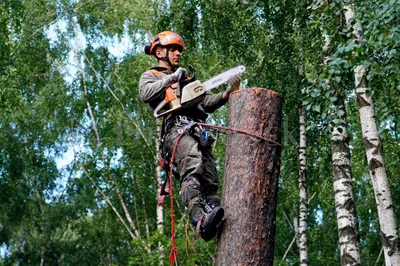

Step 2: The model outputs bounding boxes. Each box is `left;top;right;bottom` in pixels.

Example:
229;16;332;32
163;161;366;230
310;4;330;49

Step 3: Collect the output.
139;31;240;241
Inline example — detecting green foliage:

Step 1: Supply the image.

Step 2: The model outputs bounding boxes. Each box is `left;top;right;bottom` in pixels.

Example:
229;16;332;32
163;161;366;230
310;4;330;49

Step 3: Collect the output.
1;0;399;265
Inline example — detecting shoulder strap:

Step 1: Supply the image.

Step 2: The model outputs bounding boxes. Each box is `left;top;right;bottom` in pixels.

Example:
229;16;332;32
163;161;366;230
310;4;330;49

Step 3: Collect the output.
146;69;167;76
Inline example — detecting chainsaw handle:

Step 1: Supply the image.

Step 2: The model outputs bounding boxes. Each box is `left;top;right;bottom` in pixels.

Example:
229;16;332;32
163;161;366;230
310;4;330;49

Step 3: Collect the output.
177;65;195;97
153;88;174;117
187;64;196;82
153;99;168;117
153;87;181;118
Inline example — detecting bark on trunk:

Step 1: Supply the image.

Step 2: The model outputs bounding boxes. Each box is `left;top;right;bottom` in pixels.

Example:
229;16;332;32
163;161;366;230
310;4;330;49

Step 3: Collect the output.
331;95;361;266
215;88;282;266
324;26;362;265
345;6;400;265
298;104;309;266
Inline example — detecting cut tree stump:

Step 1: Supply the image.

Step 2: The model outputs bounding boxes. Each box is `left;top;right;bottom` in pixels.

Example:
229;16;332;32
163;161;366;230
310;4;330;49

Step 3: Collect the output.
215;88;283;266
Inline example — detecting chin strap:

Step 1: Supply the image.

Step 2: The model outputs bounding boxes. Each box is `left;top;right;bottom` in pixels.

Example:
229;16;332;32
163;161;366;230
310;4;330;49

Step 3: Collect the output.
157;48;177;71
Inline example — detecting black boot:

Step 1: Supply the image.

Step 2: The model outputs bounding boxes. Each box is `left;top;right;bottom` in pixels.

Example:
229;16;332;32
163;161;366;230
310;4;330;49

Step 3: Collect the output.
194;206;225;242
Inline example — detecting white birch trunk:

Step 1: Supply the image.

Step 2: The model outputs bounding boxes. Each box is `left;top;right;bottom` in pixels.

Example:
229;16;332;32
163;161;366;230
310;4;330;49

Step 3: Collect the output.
298;104;309;266
345;6;400;265
40;244;45;266
155;125;165;263
324;31;361;265
156;125;164;233
139;190;151;254
331;95;361;266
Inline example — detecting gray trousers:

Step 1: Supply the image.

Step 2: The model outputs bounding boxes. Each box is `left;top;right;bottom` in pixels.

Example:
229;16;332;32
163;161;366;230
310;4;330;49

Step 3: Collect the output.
164;124;220;217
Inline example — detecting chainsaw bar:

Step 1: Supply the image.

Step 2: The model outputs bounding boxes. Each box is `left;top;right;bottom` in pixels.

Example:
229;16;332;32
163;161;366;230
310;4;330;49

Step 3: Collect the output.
202;65;246;92
153;65;246;118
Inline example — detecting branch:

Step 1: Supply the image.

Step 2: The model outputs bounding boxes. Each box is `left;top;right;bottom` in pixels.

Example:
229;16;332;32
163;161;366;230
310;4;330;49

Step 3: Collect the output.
283;211;295;233
307;177;330;205
70;20;102;147
281;231;298;262
139;187;151;254
81;164;136;241
375;247;383;265
82;51;153;154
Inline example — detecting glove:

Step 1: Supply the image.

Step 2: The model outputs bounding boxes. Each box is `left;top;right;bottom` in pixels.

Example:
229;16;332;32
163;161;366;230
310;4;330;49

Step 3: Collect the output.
225;75;241;96
170;67;187;82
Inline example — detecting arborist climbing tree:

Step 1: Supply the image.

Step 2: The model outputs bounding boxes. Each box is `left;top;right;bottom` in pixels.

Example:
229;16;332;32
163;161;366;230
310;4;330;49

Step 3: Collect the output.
138;31;241;245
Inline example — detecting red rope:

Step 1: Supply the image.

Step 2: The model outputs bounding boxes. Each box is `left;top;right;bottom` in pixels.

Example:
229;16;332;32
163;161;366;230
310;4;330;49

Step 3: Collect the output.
168;131;185;266
198;123;282;147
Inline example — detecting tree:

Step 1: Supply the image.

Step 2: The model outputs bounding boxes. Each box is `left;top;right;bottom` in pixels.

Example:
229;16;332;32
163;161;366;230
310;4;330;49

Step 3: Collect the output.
216;88;283;265
345;5;400;265
322;10;361;264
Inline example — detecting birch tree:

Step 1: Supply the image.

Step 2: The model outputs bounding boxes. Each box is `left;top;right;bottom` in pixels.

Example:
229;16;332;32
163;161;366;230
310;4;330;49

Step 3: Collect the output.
323;17;361;263
345;5;400;265
330;93;361;266
298;57;309;266
298;102;309;266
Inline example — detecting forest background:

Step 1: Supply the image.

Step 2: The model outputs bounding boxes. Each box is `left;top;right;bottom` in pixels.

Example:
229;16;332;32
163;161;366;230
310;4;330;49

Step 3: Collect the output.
0;0;399;265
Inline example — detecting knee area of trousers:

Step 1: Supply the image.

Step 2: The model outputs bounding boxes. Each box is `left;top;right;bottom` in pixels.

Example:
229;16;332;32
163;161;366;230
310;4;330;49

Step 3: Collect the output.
181;177;201;204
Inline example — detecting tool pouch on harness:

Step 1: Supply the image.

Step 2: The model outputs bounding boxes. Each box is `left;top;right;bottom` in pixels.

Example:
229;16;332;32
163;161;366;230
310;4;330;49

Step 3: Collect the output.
182;120;214;147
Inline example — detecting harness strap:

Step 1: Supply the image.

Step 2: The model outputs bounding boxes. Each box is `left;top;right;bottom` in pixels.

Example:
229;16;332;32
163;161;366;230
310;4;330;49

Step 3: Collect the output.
158;116;213;206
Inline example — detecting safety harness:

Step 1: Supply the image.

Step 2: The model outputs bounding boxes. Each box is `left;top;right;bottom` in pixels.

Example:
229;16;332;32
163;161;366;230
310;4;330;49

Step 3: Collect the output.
158;116;211;206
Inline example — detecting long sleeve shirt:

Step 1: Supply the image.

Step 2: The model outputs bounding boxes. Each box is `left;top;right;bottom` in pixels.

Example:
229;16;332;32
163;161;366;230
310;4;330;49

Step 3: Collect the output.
139;66;227;122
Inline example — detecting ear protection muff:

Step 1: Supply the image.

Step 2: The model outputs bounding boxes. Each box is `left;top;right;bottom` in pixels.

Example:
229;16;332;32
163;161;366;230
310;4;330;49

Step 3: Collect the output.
144;43;152;55
144;36;160;55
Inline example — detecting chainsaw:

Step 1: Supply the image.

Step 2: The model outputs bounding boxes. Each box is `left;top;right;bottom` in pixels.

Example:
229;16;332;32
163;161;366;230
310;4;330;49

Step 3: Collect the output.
153;65;246;117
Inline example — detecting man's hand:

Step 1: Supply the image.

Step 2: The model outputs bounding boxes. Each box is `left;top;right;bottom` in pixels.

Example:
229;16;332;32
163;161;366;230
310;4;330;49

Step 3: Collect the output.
223;75;241;100
161;67;187;88
170;67;187;82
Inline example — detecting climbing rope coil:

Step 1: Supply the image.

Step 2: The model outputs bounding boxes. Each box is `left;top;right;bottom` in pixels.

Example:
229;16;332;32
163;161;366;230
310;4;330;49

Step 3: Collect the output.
165;121;282;266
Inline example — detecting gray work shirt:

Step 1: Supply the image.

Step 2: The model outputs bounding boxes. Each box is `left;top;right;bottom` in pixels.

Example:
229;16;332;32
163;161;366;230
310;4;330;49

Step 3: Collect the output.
139;66;228;122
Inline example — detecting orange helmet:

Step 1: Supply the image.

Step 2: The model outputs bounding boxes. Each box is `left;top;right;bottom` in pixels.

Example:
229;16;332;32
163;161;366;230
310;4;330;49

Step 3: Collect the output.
144;31;185;55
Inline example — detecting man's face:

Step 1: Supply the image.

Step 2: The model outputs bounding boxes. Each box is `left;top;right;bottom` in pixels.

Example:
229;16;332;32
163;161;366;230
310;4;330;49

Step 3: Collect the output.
167;44;182;67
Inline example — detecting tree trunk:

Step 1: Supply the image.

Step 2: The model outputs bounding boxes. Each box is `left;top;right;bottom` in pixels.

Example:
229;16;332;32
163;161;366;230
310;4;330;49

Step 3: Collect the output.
298;52;309;266
40;244;45;266
215;88;282;266
331;94;361;266
155;125;165;263
323;27;362;265
345;6;400;265
298;104;309;266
